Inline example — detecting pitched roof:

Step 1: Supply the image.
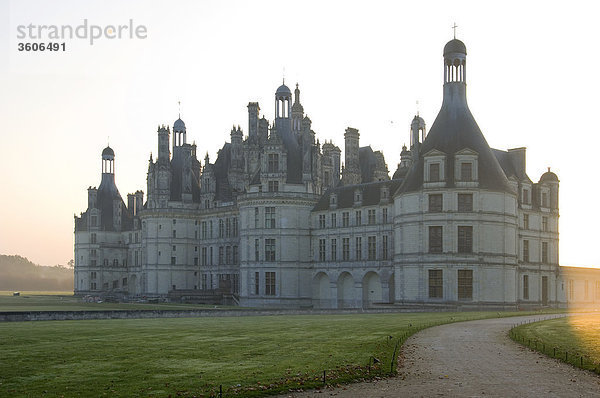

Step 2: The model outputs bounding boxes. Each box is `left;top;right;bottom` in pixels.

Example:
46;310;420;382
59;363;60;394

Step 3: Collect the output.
313;179;402;211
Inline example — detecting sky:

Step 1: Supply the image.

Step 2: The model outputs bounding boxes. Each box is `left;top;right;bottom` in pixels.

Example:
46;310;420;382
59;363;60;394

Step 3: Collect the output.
0;0;598;268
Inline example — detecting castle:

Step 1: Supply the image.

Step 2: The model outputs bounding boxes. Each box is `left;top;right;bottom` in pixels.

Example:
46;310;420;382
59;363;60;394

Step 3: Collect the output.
74;37;566;308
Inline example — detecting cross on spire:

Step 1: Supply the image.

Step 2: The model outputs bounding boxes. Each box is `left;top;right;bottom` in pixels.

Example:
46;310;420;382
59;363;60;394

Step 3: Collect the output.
452;22;458;39
416;100;420;116
178;100;181;118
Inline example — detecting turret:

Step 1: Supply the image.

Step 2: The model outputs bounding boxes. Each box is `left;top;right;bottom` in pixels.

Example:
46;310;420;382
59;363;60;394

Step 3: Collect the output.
157;125;170;162
248;102;260;138
342;127;361;185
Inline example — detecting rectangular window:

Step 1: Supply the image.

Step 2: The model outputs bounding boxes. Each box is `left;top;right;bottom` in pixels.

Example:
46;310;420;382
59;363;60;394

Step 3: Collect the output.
225;246;231;264
368;236;377;260
523;240;529;262
90;271;97;279
91;215;97;227
355;210;362;226
458;226;473;253
202;274;208;290
233;218;238;237
457;193;473;212
267;153;279;173
461;162;472;181
342;238;350;261
91;282;97;290
233;246;238;264
458;270;473;300
91;233;96;244
319;239;326;261
254;239;260;262
428;269;443;298
265;272;276;296
331;239;337;261
254;272;260;295
523;214;529;229
194;230;198;239
218;246;224;265
201;221;207;239
171;256;176;265
522;189;530;204
91;259;97;266
135;251;139;266
319;214;326;229
254;207;259;228
172;229;177;238
542;192;548;207
265;239;276;261
368;209;376;225
382;235;388;260
429;226;443;253
342;212;349;227
265;207;276;229
268;181;279;192
542;242;548;263
331;213;337;228
210;247;213;265
382;208;388;223
523;275;529;299
209;221;213;238
429;194;442;212
226;218;231;238
219;219;224;238
201;247;207;266
542;216;548;232
355;237;362;260
429;163;440;182
194;257;198;266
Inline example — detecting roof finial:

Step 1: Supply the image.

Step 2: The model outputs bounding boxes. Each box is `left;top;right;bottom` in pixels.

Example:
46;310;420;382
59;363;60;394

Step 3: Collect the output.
178;100;181;118
283;66;285;85
452;22;458;39
416;100;420;117
107;136;110;147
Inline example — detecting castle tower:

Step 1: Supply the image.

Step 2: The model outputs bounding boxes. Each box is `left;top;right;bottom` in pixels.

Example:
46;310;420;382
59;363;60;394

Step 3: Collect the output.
248;102;260;139
342;127;361;185
173;117;186;150
274;82;292;137
410;115;426;162
102;146;115;177
292;83;304;132
157;125;170;162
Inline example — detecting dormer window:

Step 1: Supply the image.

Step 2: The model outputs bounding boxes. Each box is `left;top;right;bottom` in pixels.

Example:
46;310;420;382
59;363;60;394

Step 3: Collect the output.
267;153;279;173
460;162;472;181
354;189;362;204
330;193;337;209
454;149;478;185
541;192;548;208
429;163;440;182
522;188;530;205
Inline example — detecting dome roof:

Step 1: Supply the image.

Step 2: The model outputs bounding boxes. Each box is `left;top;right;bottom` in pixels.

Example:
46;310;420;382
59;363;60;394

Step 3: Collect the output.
276;83;291;96
173;118;186;131
411;115;425;127
540;169;559;182
102;146;114;157
443;39;467;56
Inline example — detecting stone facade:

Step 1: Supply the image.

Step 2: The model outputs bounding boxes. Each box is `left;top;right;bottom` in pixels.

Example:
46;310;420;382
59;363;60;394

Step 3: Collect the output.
74;38;585;308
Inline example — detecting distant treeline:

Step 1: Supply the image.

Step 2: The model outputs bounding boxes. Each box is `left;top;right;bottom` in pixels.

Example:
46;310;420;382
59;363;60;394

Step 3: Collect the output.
0;255;73;291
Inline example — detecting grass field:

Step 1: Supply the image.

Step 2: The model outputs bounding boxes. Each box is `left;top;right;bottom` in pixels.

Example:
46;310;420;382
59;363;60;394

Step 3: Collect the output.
0;292;238;312
0;310;559;398
510;314;600;374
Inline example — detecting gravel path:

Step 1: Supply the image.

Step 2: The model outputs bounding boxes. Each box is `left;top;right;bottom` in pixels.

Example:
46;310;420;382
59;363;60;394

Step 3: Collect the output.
280;315;600;397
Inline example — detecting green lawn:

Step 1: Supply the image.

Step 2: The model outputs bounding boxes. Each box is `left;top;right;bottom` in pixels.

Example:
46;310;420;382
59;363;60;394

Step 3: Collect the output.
510;314;600;374
0;292;238;312
0;311;557;398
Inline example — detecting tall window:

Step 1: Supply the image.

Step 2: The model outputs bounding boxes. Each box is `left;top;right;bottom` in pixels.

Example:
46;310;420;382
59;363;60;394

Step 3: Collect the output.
319;214;326;229
202;274;208;290
458;226;473;253
209;221;213;238
541;241;548;263
429;269;443;298
265;207;276;229
265;239;276;261
458;270;473;299
368;209;376;225
429;163;440;182
232;218;238;237
201;221;207;239
233;246;238;264
541;192;548;207
91;233;97;244
254;272;259;295
367;236;377;260
382;208;388;223
201;247;207;266
265;272;276;296
429;194;442;212
523;240;529;262
267;153;279;173
226;218;231;237
254;207;259;228
542;216;548;232
342;212;349;227
172;229;177;238
457;193;473;212
225;246;231;264
522;189;530;204
342;238;350;261
218;219;224;238
268;181;279;192
254;239;260;261
355;237;362;260
460;162;472;181
523;214;529;229
319;239;326;261
382;235;388;260
355;210;362;226
429;226;443;253
331;213;337;228
218;246;224;265
523;274;529;299
331;239;337;261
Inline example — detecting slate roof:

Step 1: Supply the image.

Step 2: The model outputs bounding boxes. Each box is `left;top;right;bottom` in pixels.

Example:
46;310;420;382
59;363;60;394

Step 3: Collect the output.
313;179;402;211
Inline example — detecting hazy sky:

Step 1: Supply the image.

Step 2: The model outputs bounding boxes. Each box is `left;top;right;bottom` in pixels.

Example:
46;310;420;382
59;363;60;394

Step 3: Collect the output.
0;0;598;268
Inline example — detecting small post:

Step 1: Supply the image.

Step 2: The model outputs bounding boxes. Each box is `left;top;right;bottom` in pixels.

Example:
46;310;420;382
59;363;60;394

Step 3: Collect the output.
581;356;584;367
219;384;222;398
566;352;568;361
554;347;556;357
323;370;326;385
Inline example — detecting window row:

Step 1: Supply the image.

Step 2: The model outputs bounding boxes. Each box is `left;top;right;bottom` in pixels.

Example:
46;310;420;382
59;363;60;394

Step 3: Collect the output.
428;193;473;212
522;240;550;263
522;214;551;232
197;245;239;266
317;235;390;262
318;208;390;229
428;269;473;299
428;226;473;253
253;239;277;262
253;271;277;296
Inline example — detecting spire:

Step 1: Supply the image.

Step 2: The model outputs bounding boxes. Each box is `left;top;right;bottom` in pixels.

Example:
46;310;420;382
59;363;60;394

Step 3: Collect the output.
452;22;458;39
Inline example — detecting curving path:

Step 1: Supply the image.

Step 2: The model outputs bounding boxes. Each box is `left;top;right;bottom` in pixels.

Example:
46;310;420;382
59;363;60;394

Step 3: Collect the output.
280;315;600;397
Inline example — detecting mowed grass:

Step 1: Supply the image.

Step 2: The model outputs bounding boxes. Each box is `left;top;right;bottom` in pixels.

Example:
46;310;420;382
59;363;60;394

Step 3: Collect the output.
0;311;556;397
511;314;600;373
0;292;238;312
